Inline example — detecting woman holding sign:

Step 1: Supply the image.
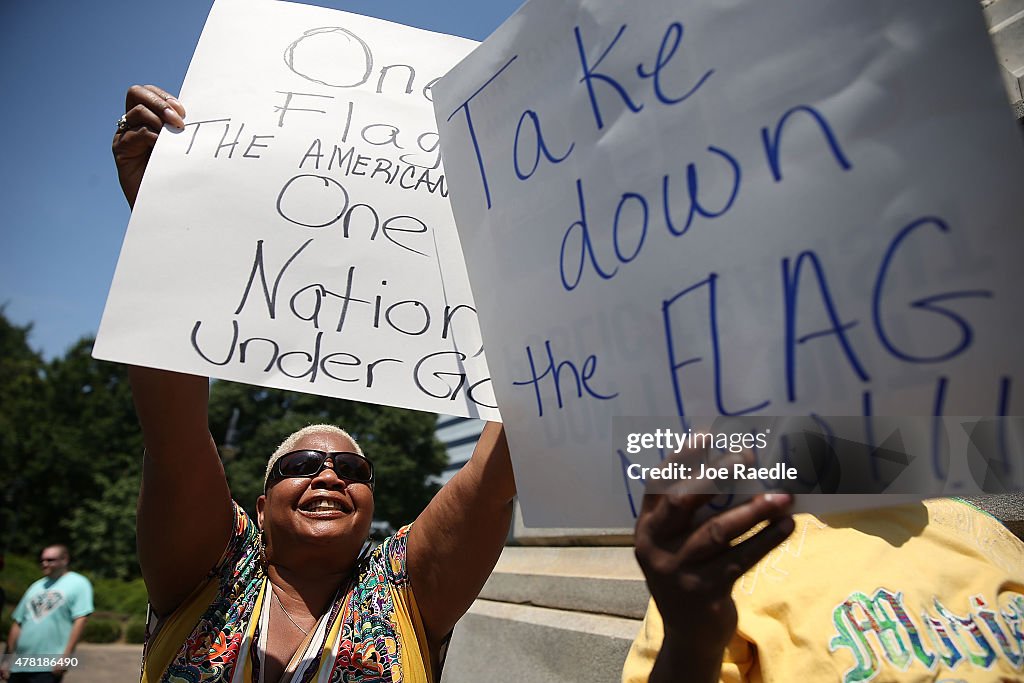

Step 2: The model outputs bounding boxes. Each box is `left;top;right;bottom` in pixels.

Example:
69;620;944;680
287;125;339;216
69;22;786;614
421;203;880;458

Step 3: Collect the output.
113;85;516;683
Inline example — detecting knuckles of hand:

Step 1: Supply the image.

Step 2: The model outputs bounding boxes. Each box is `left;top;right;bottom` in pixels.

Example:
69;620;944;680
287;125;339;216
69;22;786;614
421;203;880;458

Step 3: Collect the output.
704;518;730;548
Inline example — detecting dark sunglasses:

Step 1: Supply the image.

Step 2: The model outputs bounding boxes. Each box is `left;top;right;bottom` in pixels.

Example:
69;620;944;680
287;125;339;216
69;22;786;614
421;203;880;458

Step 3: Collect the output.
267;450;374;489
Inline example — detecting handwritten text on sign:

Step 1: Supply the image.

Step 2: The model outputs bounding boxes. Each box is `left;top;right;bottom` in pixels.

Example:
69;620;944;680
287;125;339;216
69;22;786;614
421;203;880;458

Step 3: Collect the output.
434;0;1024;526
96;0;498;420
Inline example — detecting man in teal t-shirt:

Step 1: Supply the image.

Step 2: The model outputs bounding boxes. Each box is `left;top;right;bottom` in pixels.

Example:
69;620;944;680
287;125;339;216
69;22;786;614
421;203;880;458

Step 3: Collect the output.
1;545;93;682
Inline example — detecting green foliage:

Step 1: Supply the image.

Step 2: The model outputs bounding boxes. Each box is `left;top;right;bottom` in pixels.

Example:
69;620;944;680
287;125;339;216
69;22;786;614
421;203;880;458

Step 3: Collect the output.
81;617;122;643
125;617;147;644
63;475;142;580
87;573;148;618
0;310;52;554
0;325;145;579
47;340;144;580
0;554;40;606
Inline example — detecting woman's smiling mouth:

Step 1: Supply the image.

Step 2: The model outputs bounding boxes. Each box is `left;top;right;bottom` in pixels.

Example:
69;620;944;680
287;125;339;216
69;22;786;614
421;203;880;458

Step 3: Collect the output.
299;496;351;515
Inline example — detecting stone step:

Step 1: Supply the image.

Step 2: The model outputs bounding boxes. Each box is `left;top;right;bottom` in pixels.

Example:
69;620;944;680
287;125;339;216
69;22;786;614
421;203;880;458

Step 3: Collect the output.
985;0;1024;103
482;546;649;620
442;599;641;683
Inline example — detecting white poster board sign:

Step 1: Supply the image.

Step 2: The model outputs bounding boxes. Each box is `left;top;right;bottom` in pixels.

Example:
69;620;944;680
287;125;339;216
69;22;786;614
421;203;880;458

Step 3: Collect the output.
434;0;1024;526
96;0;499;420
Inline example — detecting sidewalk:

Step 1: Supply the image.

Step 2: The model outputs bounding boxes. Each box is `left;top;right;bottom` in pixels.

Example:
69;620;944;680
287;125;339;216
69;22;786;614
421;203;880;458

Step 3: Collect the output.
65;643;142;683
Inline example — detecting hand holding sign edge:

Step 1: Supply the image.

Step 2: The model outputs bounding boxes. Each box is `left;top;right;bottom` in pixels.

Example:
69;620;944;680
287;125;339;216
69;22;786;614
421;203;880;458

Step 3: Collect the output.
634;448;794;683
112;84;186;208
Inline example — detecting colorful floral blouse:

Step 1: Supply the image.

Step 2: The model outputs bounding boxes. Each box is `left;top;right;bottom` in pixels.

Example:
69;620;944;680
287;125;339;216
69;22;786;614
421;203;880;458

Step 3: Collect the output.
141;502;434;683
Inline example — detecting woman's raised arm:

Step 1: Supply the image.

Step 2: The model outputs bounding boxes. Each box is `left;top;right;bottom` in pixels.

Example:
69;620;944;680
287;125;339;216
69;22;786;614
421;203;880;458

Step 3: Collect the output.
406;421;516;650
113;86;233;616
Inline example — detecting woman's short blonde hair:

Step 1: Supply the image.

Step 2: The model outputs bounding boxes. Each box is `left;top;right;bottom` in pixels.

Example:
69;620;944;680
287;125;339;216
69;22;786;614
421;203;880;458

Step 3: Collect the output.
263;424;364;490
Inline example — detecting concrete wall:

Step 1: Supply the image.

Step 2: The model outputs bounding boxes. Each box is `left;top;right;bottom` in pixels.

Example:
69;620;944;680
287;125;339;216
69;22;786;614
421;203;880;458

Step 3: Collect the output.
441;546;647;683
985;0;1024;113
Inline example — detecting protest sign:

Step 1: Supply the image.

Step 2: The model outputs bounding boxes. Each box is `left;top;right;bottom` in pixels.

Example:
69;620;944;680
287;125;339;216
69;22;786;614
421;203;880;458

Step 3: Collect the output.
434;0;1024;526
96;0;498;420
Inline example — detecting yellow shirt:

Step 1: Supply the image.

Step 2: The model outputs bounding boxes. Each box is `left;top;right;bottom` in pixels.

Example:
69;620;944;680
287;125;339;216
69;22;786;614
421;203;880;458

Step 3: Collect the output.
142;502;434;683
623;499;1024;683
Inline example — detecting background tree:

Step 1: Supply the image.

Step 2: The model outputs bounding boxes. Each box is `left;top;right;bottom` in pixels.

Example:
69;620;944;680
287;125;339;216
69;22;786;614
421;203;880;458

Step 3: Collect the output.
61;474;142;580
48;338;145;573
0;309;51;554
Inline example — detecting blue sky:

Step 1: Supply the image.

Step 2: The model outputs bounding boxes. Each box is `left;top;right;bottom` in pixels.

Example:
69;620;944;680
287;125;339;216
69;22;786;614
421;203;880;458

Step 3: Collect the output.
0;0;522;361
